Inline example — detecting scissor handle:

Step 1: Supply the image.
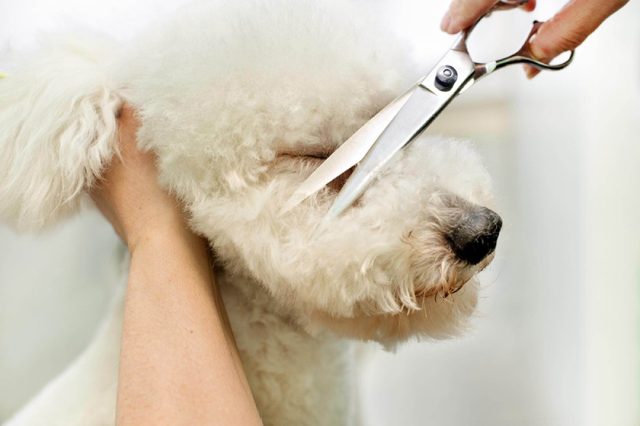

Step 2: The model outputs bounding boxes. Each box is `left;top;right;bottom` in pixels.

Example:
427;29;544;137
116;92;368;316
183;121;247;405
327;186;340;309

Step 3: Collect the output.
463;8;575;78
488;20;574;73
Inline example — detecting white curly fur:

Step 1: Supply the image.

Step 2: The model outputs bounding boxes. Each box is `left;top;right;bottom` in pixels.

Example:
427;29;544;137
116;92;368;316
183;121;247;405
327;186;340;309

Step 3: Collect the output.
0;35;121;231
1;1;499;425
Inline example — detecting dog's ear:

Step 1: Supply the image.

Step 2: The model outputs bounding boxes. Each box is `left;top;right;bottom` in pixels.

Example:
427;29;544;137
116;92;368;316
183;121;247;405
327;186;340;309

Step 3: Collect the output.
0;35;121;231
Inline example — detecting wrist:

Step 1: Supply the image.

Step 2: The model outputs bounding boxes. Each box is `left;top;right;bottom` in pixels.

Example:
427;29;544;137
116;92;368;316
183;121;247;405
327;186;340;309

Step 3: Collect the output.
126;212;195;255
114;190;186;248
127;221;211;290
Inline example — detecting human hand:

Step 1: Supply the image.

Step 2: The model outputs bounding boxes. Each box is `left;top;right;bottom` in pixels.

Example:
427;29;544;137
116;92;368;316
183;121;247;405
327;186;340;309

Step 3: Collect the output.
91;104;185;251
441;0;628;78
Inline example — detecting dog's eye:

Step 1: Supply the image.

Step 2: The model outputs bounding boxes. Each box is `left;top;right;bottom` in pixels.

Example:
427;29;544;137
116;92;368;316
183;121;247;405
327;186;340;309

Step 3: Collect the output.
277;150;330;161
301;152;329;160
276;144;333;160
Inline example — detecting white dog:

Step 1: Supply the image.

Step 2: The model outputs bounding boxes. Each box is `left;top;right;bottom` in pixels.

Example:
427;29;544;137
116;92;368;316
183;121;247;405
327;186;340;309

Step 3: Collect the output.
0;1;501;424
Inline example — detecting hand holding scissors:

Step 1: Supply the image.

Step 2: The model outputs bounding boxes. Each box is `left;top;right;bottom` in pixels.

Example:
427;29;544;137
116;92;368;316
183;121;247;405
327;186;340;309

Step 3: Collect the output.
442;0;628;78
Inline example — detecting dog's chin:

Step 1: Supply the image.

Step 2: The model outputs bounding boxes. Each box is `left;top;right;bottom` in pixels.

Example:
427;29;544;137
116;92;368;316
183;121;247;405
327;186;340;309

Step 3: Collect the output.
306;280;479;345
426;250;494;296
300;248;492;345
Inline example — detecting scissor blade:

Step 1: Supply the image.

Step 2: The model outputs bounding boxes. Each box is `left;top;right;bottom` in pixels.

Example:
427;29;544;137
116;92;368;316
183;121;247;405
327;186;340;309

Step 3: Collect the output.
326;85;442;219
280;90;413;214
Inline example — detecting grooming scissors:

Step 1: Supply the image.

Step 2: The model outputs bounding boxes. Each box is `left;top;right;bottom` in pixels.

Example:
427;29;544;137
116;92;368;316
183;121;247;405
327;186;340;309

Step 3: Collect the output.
282;0;574;219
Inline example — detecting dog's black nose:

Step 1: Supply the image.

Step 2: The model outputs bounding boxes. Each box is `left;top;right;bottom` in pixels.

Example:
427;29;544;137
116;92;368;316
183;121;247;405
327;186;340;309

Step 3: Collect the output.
447;207;502;265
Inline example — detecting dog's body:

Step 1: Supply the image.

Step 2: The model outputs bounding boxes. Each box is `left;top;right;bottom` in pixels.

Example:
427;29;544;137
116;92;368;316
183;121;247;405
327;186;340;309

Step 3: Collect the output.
1;1;500;424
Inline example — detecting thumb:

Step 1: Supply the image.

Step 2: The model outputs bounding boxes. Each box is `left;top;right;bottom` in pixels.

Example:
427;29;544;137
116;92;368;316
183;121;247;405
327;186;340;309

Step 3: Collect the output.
442;0;536;34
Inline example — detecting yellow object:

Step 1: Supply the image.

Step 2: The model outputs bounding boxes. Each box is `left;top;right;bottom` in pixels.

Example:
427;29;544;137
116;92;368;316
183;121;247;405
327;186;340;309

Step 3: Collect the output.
0;72;6;79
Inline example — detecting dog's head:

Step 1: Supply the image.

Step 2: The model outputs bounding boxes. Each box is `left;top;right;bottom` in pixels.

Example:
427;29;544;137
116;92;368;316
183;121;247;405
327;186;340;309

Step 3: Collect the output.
177;133;498;345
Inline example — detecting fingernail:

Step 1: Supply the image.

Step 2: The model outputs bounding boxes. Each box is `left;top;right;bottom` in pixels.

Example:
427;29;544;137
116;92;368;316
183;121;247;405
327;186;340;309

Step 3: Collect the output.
527;34;547;62
448;20;460;34
440;12;451;32
523;0;536;12
524;65;537;79
530;45;545;62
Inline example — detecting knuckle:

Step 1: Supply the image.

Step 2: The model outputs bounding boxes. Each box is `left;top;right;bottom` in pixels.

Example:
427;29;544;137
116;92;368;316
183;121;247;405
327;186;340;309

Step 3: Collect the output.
533;24;584;60
554;29;585;53
450;0;493;20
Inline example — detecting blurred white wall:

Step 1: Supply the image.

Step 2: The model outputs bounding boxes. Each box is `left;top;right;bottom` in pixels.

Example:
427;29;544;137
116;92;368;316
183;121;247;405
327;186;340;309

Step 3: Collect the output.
1;1;638;424
0;213;120;417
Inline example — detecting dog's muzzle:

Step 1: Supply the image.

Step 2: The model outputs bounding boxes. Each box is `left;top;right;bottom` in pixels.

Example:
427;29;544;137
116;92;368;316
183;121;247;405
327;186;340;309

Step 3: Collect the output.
446;206;502;265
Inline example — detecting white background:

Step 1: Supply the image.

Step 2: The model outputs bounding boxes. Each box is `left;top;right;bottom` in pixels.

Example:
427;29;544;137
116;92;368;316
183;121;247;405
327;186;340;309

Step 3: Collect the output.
1;1;639;425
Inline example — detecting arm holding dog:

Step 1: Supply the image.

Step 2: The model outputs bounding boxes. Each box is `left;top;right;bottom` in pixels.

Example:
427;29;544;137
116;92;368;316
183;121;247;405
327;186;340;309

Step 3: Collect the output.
92;105;263;426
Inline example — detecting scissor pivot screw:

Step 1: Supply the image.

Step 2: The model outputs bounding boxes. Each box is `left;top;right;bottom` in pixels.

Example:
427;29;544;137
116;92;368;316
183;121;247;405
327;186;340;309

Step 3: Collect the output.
435;65;458;91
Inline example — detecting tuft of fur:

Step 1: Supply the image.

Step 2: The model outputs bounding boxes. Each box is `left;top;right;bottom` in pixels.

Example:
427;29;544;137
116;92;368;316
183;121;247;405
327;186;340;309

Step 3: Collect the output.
0;35;121;231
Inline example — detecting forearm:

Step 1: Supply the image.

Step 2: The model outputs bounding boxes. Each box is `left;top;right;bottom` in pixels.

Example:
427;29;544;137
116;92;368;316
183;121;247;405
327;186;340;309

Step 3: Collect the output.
116;223;262;426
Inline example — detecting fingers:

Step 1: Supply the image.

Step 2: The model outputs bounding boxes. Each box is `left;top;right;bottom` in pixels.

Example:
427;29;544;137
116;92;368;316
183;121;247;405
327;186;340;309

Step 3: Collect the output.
441;0;496;33
441;0;537;34
522;0;536;12
442;0;627;79
525;0;628;78
530;0;627;60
